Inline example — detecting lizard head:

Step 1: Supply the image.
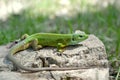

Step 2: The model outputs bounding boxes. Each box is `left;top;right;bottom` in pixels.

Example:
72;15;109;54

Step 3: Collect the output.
72;30;88;42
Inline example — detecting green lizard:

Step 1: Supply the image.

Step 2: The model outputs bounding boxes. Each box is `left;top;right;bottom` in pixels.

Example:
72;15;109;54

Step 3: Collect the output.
7;30;88;72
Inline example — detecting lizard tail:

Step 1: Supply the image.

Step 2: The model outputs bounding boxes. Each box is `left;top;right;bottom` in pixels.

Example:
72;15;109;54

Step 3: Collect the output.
7;52;88;72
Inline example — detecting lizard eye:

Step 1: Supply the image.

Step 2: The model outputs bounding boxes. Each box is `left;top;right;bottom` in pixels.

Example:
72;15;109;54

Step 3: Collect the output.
79;35;83;38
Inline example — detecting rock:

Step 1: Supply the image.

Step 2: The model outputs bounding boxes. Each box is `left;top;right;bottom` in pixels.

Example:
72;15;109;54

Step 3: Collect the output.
50;68;109;80
0;35;109;80
0;71;28;80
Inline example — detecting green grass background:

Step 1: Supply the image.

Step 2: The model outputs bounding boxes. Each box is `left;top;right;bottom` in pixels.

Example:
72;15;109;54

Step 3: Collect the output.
0;0;120;79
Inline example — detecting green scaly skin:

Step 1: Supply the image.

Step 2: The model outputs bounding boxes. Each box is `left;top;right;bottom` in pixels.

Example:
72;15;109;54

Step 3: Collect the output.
7;30;88;72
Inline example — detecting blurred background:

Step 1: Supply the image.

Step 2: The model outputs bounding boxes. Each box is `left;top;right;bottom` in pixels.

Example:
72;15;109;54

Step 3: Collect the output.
0;0;120;79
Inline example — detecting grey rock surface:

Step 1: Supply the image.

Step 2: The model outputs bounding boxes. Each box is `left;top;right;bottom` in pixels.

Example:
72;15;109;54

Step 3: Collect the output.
0;35;109;80
0;71;28;80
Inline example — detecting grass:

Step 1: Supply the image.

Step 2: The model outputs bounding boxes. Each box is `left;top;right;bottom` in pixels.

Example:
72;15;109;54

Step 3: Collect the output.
0;0;120;79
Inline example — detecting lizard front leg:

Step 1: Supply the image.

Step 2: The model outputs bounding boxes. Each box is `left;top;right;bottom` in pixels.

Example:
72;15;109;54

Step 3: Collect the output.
57;43;66;52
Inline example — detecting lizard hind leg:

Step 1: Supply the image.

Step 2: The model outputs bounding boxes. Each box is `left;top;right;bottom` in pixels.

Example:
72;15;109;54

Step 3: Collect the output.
8;34;30;48
21;34;29;40
31;39;42;50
